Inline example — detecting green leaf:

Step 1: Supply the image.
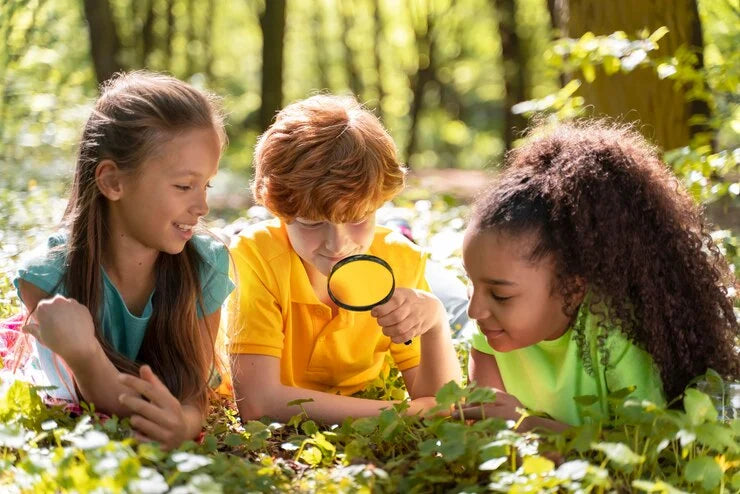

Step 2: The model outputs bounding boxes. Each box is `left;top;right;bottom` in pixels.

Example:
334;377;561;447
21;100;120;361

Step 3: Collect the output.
684;388;718;425
301;420;319;436
351;417;378;435
435;380;467;408
467;386;496;405
299;446;323;466
684;456;722;490
287;398;315;407
224;433;246;447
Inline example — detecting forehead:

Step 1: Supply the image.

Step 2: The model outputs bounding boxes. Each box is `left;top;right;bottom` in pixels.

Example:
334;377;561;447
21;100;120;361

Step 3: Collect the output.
463;228;553;281
140;127;221;177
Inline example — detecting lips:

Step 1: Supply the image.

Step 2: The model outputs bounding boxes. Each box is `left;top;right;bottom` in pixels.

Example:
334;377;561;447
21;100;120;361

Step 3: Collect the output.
175;223;195;232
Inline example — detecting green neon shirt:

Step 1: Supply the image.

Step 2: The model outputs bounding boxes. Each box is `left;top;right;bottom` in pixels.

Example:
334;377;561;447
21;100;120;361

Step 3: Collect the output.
471;296;666;425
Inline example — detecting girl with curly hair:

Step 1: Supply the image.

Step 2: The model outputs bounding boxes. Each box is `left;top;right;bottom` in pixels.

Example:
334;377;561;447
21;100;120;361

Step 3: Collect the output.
464;120;739;428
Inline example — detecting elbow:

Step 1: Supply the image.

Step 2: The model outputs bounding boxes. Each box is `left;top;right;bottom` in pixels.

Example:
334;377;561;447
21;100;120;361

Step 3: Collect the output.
233;386;272;421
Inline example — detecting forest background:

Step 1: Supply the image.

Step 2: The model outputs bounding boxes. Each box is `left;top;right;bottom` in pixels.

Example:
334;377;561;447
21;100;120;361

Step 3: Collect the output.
0;0;739;492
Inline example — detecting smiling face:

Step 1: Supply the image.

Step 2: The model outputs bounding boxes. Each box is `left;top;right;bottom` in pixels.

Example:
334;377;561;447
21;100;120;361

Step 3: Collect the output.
109;127;221;256
462;226;580;352
285;214;376;278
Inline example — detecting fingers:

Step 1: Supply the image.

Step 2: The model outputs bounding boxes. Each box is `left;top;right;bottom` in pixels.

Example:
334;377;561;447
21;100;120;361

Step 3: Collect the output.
382;321;420;344
129;413;169;445
370;296;402;318
118;366;176;410
119;392;169;426
22;322;40;340
374;304;410;327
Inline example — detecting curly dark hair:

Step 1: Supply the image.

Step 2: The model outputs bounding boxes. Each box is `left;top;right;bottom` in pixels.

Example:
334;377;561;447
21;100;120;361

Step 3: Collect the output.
471;120;739;399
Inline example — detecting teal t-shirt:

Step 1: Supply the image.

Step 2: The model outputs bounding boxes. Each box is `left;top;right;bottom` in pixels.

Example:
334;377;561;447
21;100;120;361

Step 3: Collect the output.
471;296;666;425
14;232;235;400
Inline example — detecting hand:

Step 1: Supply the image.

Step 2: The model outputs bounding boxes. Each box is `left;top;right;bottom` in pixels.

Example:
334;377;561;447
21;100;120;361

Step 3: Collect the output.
406;396;439;416
118;365;190;451
23;294;98;365
460;388;525;422
371;288;446;344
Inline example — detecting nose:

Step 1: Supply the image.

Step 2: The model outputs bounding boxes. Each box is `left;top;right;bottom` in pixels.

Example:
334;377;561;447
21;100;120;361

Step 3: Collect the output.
466;285;491;321
191;189;209;218
324;224;349;255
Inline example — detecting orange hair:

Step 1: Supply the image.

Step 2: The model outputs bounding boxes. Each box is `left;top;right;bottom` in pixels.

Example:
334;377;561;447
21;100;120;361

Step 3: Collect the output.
252;94;406;222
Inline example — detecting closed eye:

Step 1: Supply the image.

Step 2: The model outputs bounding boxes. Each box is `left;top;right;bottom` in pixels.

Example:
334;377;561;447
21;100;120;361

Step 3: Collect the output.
490;291;513;302
175;185;192;191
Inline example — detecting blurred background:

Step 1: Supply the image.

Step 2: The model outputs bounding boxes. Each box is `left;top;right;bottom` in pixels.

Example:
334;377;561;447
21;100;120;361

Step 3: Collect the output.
0;0;738;273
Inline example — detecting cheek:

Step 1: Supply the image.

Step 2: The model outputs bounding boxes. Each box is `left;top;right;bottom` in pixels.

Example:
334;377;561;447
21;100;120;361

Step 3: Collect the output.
349;223;375;247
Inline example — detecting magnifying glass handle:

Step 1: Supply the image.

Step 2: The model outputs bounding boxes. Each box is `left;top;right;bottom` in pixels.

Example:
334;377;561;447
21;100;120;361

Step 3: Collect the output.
404;339;411;345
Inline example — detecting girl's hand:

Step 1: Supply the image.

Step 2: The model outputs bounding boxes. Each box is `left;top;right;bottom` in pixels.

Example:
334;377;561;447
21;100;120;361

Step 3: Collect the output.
23;295;98;365
118;365;189;451
406;396;438;416
371;288;446;344
460;388;525;422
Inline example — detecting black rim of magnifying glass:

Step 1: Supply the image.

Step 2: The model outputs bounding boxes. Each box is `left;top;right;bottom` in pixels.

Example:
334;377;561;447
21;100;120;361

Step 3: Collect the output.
327;254;396;311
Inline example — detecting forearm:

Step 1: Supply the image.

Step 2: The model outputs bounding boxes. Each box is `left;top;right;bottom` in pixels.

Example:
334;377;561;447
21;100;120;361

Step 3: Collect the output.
65;342;134;416
237;384;399;424
182;403;207;439
409;323;462;398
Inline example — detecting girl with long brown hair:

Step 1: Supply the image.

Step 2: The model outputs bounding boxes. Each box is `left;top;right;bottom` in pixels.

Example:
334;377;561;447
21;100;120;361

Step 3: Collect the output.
11;71;234;449
464;120;738;429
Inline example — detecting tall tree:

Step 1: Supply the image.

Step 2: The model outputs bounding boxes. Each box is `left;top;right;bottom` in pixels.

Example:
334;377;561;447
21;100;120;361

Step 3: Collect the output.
259;0;286;131
339;1;362;98
372;0;386;122
311;2;331;91
406;3;438;166
491;0;527;150
82;0;124;84
551;0;708;150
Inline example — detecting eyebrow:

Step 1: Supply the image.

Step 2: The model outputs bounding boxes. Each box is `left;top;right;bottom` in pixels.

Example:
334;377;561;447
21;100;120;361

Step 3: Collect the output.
482;278;516;286
173;170;204;177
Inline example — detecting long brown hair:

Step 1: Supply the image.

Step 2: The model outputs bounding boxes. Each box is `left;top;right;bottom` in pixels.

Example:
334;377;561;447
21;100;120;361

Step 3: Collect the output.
62;71;226;408
472;120;739;399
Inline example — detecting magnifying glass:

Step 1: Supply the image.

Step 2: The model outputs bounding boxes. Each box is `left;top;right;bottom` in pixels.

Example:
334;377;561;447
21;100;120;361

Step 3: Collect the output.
327;254;412;345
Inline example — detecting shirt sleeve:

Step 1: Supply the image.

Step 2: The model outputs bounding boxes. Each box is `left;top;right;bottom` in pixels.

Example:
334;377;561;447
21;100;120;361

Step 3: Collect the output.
193;235;236;316
13;234;67;302
225;241;285;357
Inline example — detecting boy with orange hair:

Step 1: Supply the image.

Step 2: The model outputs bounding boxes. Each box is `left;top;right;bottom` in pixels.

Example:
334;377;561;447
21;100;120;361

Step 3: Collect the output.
227;95;461;423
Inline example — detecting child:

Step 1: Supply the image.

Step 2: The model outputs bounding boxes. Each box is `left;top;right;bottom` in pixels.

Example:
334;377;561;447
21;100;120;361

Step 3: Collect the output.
464;120;739;428
227;95;461;423
12;71;234;449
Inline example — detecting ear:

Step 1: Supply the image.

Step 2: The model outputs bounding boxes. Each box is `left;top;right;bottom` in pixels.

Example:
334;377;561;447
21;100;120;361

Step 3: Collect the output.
95;160;124;200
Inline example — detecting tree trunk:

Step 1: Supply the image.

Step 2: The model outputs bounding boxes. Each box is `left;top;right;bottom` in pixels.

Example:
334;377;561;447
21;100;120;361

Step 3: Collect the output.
372;0;386;122
492;0;527;151
204;0;216;81
82;0;124;84
406;7;437;167
164;0;175;67
340;2;362;98
311;3;330;91
559;0;707;150
141;0;156;66
258;0;286;131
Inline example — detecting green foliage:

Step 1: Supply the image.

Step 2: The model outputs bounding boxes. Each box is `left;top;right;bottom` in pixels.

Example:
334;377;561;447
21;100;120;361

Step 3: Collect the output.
1;375;738;492
512;22;740;208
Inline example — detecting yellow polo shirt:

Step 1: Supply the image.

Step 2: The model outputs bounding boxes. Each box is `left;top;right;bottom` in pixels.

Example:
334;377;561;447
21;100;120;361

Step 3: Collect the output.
226;219;428;396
